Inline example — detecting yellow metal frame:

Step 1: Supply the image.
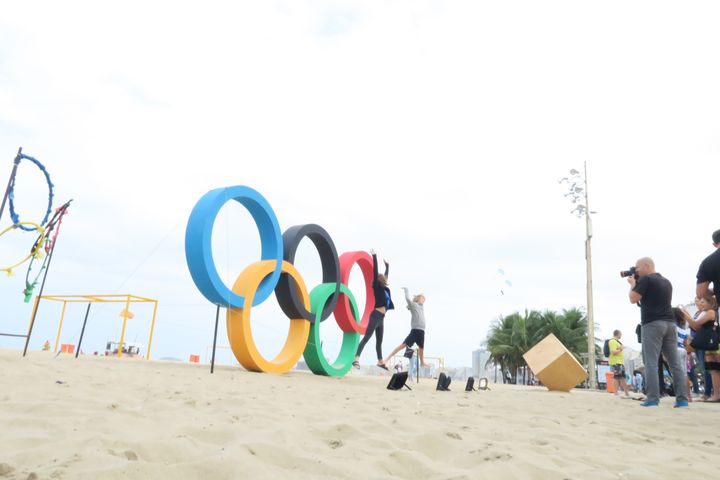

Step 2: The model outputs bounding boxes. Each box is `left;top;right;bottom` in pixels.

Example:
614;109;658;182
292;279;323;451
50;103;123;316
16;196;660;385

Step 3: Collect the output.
29;294;159;360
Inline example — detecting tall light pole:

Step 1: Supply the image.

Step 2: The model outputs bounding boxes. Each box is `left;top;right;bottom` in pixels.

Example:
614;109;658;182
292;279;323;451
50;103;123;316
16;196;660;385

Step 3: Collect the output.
560;162;597;389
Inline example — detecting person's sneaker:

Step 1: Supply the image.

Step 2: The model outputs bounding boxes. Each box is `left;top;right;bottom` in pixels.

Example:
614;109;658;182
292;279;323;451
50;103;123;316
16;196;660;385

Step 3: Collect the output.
674;399;689;408
640;400;659;407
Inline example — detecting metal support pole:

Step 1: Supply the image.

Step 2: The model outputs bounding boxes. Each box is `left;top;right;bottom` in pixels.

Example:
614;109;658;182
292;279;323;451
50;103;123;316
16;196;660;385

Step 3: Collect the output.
53;301;68;352
210;305;220;374
22;223;60;357
0;147;22;225
117;296;131;358
146;300;159;360
584;161;597;389
75;303;92;358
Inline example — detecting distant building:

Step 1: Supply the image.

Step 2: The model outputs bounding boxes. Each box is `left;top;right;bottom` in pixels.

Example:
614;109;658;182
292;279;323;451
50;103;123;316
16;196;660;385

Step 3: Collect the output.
472;348;493;379
447;366;474;380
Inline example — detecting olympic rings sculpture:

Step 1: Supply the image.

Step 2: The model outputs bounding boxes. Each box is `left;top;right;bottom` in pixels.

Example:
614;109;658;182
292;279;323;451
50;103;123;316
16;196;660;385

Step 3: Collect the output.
185;185;376;376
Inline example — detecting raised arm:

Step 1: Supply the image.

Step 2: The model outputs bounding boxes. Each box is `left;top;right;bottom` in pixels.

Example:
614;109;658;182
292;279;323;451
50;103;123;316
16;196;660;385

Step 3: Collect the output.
383;258;389;278
402;287;411;305
371;249;378;287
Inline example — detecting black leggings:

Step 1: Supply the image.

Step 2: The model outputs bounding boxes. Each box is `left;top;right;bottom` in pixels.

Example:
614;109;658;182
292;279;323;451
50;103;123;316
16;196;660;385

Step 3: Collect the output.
357;310;385;359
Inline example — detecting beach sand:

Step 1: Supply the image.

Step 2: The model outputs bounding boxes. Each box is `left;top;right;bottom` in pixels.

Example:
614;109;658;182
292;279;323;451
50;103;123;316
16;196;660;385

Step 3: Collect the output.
1;348;718;480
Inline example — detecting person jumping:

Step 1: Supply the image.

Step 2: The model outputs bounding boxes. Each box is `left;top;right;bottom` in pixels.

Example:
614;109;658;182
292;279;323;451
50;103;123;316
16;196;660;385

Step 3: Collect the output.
353;249;394;370
383;287;428;369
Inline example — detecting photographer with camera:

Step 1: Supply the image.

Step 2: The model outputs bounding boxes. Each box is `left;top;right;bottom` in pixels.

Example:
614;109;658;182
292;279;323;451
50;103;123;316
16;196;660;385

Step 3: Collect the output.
626;257;689;407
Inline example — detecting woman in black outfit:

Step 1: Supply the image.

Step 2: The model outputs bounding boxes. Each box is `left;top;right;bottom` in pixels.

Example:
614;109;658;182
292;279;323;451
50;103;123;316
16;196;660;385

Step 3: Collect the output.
353;249;394;369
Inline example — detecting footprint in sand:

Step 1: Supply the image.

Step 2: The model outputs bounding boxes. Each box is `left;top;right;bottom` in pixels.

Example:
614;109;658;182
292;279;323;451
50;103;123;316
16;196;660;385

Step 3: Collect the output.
124;450;139;461
483;452;512;462
0;463;15;476
108;449;139;461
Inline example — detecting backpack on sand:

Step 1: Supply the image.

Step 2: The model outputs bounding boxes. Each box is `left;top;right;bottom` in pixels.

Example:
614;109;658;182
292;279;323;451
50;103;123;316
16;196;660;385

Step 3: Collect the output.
436;372;452;391
387;371;412;390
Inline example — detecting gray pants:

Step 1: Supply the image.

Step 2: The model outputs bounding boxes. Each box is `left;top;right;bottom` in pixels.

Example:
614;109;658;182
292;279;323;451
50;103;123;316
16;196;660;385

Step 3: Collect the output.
641;320;688;403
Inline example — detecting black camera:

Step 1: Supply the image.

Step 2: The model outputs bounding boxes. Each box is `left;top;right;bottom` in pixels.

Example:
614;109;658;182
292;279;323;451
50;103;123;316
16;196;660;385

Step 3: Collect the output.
620;266;637;278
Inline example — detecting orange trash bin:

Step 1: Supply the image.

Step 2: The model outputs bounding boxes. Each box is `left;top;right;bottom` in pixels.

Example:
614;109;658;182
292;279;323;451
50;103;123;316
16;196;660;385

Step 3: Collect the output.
606;371;616;393
189;354;200;363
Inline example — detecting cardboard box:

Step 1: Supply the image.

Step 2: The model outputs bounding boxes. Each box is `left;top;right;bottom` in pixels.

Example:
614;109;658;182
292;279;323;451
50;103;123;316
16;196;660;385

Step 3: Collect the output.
523;333;587;392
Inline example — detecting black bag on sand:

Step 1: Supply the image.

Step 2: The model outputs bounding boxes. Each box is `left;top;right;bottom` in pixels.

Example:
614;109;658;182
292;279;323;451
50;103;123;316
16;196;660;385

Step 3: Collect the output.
387;371;412;390
436;372;452;391
690;321;720;351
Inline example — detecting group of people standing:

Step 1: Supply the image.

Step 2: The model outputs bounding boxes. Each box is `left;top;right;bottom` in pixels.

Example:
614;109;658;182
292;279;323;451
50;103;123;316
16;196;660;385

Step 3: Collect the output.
624;229;720;407
352;249;429;371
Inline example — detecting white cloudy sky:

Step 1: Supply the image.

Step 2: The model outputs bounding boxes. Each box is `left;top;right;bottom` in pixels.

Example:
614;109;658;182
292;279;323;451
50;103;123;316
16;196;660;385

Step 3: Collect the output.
1;1;719;368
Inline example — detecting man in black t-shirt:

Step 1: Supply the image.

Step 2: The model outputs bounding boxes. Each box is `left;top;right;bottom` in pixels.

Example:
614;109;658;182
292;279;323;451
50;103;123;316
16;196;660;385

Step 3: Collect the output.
696;229;720;300
628;257;689;407
695;229;720;399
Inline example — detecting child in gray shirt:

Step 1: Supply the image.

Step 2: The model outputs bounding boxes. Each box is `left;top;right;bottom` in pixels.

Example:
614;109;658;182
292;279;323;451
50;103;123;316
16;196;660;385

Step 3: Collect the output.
383;287;428;368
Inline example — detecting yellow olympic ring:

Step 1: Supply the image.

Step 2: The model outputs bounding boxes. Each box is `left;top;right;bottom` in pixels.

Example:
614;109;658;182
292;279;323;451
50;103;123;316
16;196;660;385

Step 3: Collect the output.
226;260;311;373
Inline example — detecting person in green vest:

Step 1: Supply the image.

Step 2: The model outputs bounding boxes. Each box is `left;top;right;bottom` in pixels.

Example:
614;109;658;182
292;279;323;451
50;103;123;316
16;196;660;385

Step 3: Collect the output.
609;330;631;397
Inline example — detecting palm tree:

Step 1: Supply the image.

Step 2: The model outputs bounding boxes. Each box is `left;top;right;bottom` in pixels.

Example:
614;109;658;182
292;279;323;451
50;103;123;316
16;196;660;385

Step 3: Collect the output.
536;308;591;360
485;309;543;384
485;307;598;384
485;314;514;382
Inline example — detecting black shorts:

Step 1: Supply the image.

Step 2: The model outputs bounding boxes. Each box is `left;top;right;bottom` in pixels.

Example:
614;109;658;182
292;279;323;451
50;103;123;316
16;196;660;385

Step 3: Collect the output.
403;329;425;349
611;364;626;379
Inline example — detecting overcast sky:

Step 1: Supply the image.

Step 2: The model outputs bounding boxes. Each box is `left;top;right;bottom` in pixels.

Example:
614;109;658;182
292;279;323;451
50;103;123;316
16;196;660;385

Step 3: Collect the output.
1;1;719;369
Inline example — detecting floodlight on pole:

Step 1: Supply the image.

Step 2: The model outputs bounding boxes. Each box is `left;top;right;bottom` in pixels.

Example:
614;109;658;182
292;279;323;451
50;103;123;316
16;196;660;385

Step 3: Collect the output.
559;161;597;389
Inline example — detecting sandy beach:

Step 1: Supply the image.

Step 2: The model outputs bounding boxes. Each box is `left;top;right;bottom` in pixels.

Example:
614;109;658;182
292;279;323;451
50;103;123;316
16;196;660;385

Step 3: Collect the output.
1;348;718;480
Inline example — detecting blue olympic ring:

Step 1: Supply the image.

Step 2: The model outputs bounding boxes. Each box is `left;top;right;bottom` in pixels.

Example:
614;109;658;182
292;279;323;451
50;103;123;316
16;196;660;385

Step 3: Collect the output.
185;186;283;308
